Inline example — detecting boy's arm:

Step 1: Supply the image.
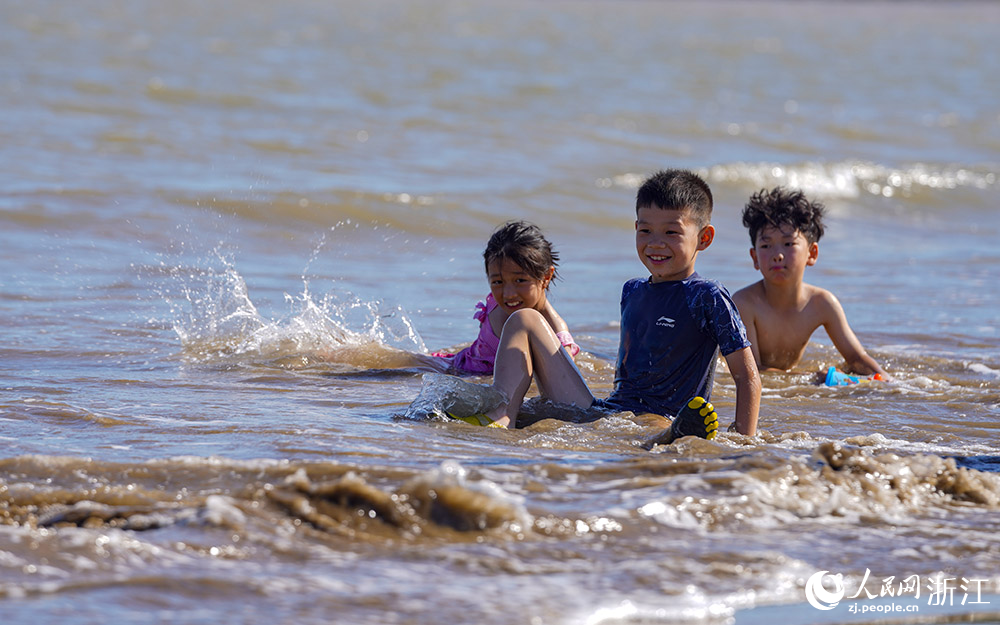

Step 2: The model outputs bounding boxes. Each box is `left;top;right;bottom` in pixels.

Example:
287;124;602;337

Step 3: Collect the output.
818;291;886;376
733;287;782;373
723;347;760;436
732;292;763;369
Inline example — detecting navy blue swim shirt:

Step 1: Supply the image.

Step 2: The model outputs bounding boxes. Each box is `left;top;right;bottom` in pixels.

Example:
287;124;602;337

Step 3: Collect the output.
602;273;750;418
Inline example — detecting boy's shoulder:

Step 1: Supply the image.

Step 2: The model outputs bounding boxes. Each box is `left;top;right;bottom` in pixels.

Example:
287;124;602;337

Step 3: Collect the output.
622;276;646;290
622;273;728;297
803;281;837;300
734;279;840;316
732;280;773;313
732;280;765;303
802;283;844;319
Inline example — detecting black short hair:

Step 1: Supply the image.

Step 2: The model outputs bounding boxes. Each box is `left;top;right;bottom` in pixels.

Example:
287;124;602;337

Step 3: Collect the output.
742;187;825;245
635;169;713;227
483;220;559;283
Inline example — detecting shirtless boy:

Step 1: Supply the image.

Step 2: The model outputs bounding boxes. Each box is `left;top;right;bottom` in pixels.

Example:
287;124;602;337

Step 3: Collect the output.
732;187;886;377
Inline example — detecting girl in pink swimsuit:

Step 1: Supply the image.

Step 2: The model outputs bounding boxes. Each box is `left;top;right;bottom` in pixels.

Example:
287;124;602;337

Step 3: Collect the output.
431;221;579;375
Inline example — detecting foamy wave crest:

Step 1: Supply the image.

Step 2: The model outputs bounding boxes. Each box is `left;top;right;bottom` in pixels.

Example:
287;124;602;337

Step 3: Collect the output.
612;161;997;203
268;460;533;537
702;161;997;201
170;255;427;366
968;362;1000;379
638;441;1000;532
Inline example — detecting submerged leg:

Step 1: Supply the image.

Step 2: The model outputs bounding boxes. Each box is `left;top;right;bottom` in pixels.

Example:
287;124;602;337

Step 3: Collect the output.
485;309;594;427
644;397;719;447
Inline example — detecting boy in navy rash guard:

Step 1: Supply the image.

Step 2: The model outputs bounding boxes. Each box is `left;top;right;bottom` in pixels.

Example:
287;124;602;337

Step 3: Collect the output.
605;273;752;420
468;169;761;442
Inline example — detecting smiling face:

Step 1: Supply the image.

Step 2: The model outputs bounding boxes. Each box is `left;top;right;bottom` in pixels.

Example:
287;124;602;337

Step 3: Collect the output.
487;257;552;315
635;205;714;283
750;224;819;284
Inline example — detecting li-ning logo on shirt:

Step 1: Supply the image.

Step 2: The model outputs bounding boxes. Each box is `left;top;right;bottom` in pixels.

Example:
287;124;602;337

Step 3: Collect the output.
656;316;675;328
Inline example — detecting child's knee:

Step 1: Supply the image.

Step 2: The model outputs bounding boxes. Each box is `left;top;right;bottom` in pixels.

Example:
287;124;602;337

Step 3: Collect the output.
506;308;546;331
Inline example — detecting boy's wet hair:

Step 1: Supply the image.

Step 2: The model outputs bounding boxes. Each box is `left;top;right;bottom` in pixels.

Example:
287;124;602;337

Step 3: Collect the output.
483;220;560;284
635;169;713;227
742;187;826;245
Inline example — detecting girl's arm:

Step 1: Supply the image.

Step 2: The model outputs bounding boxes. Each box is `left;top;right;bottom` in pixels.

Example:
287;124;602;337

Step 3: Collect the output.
541;302;579;358
723;347;761;436
541;300;569;334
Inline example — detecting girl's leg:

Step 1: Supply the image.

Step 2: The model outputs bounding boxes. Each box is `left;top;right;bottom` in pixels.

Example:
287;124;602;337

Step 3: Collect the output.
409;352;456;373
487;309;594;426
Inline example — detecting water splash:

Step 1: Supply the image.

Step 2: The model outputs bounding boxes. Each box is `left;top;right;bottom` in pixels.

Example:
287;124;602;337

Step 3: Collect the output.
404;373;505;421
167;249;428;367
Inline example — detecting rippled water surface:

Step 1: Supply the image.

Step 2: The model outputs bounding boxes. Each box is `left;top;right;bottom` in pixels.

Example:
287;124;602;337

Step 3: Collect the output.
2;1;999;623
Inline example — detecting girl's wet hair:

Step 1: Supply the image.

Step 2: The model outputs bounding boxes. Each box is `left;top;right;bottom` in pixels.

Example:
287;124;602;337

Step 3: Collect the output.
483;221;559;284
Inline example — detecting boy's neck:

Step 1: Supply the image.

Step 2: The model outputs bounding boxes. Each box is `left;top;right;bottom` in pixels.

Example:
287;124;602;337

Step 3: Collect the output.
648;268;696;283
760;276;808;309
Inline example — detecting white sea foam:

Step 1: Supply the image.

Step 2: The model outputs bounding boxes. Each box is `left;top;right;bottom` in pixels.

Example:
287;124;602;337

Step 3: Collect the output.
202;495;248;529
696;160;998;202
968;362;1000;378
